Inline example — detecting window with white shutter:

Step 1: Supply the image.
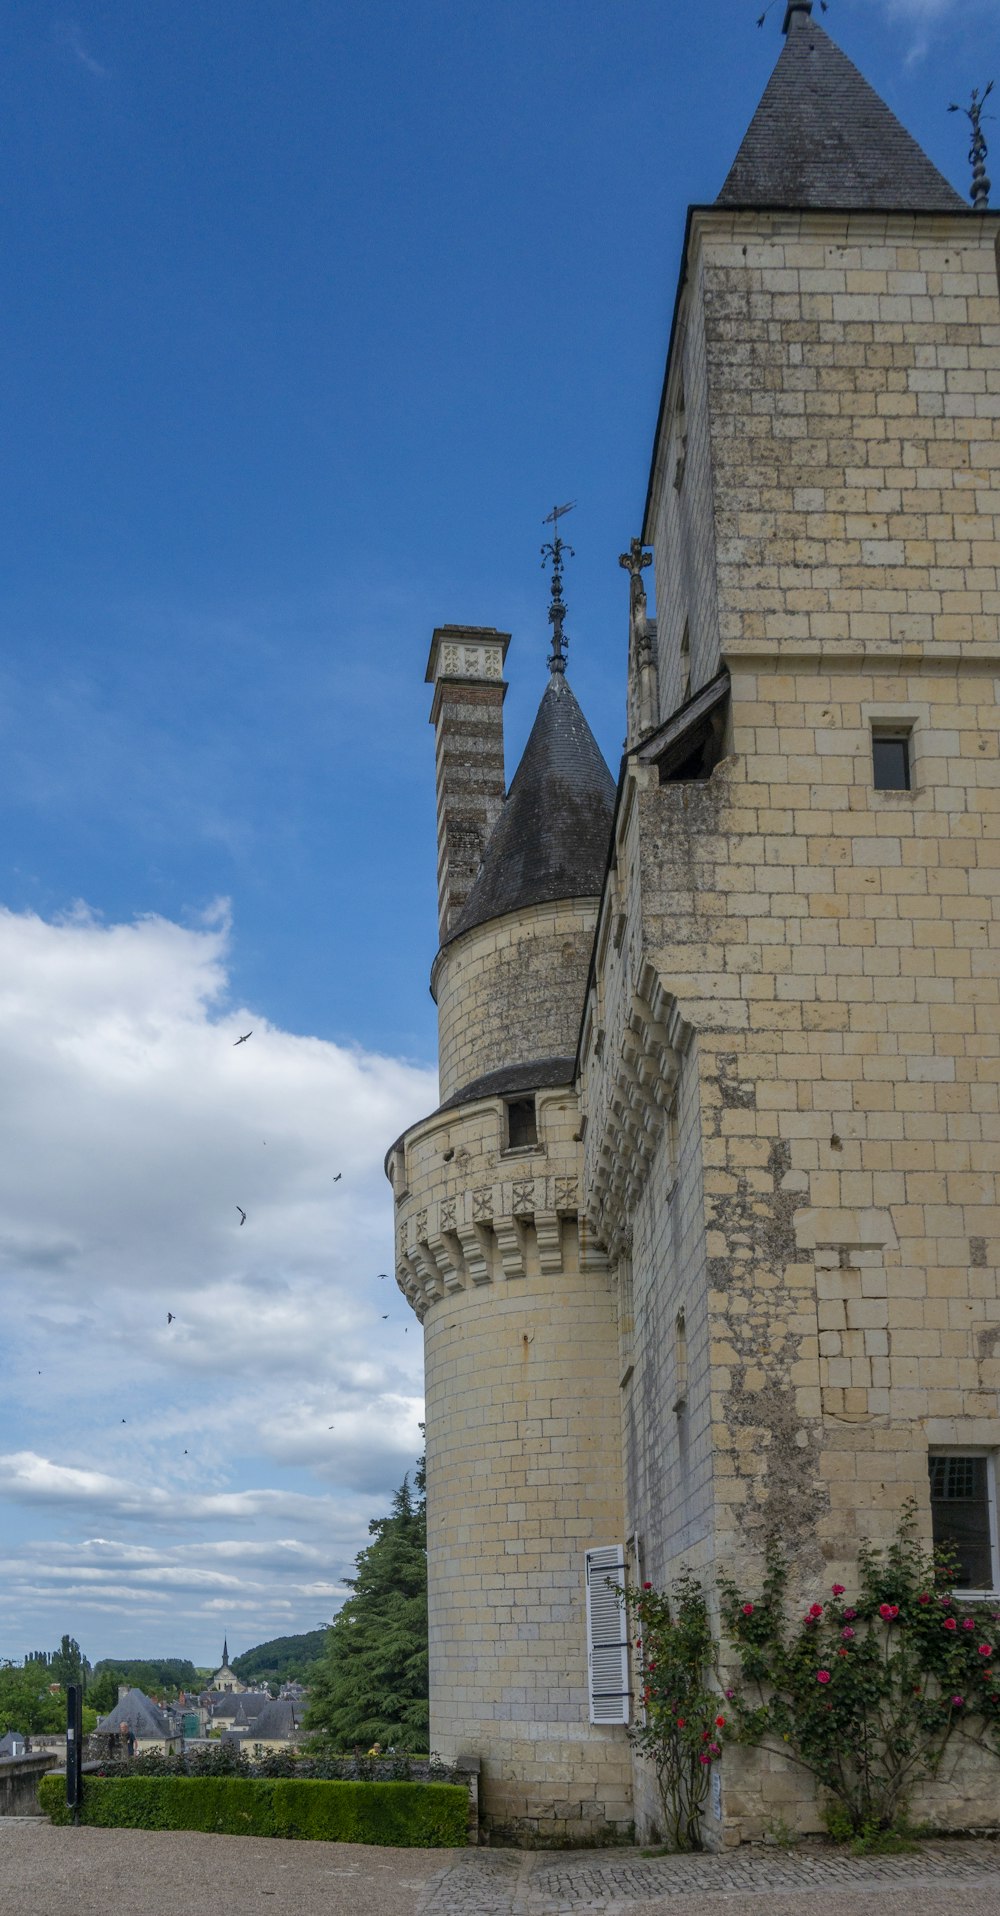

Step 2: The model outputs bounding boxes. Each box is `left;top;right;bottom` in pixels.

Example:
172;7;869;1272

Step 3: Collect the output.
585;1545;630;1725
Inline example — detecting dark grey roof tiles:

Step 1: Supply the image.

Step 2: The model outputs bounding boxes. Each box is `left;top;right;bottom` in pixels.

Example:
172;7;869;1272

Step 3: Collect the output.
437;1056;576;1113
445;671;616;945
718;9;965;212
246;1699;298;1741
95;1688;171;1738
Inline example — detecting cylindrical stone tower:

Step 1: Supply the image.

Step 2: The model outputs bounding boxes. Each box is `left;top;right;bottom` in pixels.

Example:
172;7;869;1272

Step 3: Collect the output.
387;623;633;1842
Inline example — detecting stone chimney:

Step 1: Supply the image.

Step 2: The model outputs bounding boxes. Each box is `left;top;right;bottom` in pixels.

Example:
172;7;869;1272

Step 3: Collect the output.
425;626;509;942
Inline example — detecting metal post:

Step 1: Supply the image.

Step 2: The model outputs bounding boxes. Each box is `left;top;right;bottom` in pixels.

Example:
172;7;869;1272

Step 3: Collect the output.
65;1684;83;1824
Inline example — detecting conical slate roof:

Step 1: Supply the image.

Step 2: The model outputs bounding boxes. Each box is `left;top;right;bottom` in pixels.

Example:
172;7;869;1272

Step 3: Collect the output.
718;4;964;212
445;670;616;945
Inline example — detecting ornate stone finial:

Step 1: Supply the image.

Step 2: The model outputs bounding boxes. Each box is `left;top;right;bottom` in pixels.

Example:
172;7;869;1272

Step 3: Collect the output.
619;537;652;598
541;502;576;674
949;81;994;210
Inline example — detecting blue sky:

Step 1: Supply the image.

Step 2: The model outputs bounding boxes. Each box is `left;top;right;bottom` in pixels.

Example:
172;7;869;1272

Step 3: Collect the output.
0;0;992;1665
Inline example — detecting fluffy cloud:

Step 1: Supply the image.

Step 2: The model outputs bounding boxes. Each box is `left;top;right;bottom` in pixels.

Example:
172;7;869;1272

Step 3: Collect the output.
0;903;436;1661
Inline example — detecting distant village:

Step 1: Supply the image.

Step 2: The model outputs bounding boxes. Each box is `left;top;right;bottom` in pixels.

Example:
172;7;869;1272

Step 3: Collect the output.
1;1641;310;1766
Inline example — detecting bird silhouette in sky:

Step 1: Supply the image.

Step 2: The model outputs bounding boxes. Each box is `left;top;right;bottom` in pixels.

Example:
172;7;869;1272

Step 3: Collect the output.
234;1031;252;1046
237;1206;246;1226
167;1312;174;1324
381;1314;389;1320
377;1272;387;1280
121;1418;126;1424
332;1173;342;1182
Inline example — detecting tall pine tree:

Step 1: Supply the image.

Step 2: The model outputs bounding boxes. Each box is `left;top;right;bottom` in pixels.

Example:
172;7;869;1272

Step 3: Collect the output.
305;1461;428;1750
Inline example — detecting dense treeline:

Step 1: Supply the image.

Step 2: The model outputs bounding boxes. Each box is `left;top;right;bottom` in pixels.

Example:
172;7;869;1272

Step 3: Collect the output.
230;1631;326;1686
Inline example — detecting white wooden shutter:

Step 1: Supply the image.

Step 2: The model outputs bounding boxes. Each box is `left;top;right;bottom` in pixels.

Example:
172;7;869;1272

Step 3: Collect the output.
585;1545;630;1725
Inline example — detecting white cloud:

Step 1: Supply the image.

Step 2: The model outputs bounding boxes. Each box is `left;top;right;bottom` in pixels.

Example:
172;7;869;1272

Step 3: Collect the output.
0;903;436;1661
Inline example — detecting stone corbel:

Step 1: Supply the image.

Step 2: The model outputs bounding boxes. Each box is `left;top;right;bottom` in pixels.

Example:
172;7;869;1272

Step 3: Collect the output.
493;1215;525;1280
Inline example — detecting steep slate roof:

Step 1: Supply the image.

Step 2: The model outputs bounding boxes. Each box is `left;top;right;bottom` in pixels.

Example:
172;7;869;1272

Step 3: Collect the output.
437;1056;576;1113
445;670;616;945
96;1688;171;1738
718;3;965;212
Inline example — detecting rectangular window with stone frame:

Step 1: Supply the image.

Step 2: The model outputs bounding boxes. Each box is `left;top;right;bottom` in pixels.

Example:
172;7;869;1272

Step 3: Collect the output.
928;1452;999;1594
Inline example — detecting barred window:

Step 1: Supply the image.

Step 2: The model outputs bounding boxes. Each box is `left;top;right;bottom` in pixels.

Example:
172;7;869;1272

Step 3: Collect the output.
928;1453;996;1592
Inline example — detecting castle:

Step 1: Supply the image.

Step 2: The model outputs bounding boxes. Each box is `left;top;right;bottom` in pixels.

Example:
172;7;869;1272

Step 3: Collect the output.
387;3;1000;1844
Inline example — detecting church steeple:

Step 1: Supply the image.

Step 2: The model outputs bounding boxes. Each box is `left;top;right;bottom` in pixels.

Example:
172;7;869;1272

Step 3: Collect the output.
222;1637;229;1667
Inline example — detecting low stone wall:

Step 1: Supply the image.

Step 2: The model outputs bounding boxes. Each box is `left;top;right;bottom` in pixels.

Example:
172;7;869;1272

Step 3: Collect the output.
0;1754;60;1817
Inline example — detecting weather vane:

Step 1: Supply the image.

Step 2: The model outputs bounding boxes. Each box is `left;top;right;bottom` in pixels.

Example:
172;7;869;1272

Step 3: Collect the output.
541;502;576;674
949;81;994;210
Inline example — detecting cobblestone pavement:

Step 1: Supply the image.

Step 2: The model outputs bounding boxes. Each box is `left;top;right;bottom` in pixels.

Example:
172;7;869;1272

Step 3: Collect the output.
6;1821;1000;1916
415;1839;1000;1915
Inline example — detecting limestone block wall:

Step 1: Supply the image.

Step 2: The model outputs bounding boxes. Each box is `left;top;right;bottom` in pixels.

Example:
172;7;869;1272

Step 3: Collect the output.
647;247;723;719
393;1087;632;1840
433;898;600;1103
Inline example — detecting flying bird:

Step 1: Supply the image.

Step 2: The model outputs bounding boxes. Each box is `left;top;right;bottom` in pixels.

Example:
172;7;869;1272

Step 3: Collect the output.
234;1031;253;1046
381;1314;389;1320
121;1418;126;1424
237;1206;247;1226
332;1173;342;1182
167;1312;174;1324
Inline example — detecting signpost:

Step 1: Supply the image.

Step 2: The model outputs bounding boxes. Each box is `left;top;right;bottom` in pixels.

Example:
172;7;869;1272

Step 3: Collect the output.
65;1684;83;1823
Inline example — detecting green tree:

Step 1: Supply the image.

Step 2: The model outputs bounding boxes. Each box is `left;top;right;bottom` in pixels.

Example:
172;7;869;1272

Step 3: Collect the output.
49;1635;87;1690
86;1669;122;1716
230;1631;327;1687
305;1461;428;1751
0;1663;65;1735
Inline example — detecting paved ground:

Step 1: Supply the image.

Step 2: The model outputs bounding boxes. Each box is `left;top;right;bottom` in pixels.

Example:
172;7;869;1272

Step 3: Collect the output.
5;1820;1000;1916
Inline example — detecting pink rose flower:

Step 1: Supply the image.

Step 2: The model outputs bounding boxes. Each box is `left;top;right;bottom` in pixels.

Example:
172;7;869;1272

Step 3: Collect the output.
742;1603;754;1616
842;1608;856;1621
962;1618;976;1632
699;1753;710;1765
816;1671;831;1685
918;1592;931;1605
831;1584;845;1596
709;1743;721;1756
842;1627;855;1641
943;1618;958;1632
979;1645;993;1657
879;1603;899;1621
725;1689;735;1700
952;1695;965;1709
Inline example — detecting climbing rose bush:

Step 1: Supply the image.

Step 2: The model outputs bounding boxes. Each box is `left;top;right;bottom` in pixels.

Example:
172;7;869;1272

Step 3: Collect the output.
719;1502;1000;1836
621;1571;725;1851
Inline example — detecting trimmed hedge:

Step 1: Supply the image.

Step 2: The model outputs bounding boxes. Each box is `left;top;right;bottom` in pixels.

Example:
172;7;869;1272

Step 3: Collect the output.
39;1773;467;1846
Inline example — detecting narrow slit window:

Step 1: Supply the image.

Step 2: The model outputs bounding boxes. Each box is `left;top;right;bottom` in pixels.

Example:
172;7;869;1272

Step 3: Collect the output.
929;1453;997;1591
872;730;912;792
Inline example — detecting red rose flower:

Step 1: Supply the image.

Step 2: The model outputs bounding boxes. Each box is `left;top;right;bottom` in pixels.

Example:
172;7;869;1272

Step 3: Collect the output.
699;1753;710;1765
807;1604;824;1620
677;1718;685;1727
979;1645;993;1657
943;1618;958;1632
918;1592;931;1605
742;1603;754;1616
816;1670;831;1684
831;1584;845;1597
879;1603;899;1621
715;1716;726;1727
642;1582;652;1591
